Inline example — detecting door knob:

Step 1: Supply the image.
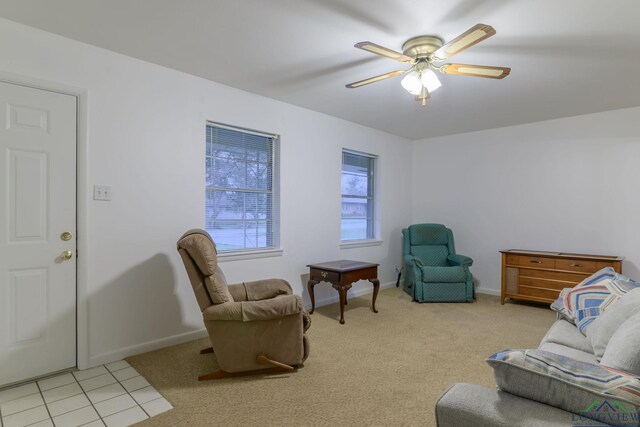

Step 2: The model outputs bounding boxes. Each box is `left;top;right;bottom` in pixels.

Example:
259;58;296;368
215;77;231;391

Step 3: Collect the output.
60;232;73;241
61;250;73;261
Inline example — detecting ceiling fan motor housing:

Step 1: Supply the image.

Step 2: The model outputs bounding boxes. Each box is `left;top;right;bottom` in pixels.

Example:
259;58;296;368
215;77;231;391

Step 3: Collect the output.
402;35;444;59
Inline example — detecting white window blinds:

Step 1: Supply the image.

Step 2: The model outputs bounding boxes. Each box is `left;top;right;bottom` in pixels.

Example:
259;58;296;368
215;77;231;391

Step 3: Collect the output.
341;150;376;241
205;123;279;252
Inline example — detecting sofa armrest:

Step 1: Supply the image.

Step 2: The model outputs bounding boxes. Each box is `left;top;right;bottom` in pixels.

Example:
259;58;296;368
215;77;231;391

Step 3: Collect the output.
203;294;302;322
436;383;603;427
447;254;473;267
227;279;292;302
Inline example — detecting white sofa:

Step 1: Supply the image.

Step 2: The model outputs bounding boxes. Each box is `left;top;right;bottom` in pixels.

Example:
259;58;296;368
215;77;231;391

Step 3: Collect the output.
436;285;640;427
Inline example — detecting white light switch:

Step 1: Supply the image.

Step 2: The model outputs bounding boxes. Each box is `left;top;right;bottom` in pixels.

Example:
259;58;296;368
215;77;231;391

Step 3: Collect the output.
93;185;112;201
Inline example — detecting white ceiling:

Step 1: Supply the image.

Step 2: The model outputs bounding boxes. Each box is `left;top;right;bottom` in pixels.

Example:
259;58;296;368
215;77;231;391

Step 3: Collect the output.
1;0;640;139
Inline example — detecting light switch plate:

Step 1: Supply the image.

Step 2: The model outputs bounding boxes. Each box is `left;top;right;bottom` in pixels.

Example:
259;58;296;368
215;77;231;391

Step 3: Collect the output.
93;185;112;201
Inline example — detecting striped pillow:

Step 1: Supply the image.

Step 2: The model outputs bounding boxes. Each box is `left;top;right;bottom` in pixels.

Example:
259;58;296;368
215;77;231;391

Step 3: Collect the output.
550;288;573;323
562;267;638;334
488;349;640;425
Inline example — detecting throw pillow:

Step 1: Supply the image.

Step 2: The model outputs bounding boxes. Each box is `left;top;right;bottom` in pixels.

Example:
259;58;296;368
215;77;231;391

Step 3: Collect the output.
562;267;638;335
550;288;574;323
589;288;640;359
601;312;640;376
487;349;640;426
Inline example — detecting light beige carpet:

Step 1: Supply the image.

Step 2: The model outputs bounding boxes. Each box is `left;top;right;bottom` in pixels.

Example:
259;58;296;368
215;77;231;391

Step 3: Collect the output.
127;287;555;426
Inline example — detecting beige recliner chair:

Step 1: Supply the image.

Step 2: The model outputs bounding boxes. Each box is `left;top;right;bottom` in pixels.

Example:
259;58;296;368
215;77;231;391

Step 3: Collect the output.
177;229;310;380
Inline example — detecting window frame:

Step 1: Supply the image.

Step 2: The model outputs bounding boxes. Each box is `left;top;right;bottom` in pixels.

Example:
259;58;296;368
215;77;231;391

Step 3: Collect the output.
340;149;379;244
205;121;281;257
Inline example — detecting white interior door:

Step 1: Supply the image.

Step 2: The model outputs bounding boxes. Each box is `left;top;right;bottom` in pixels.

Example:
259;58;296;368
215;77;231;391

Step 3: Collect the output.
0;81;77;386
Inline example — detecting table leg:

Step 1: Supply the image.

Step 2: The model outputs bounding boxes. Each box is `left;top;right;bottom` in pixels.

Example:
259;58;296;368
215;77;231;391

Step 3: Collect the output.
338;285;347;325
308;279;318;314
369;278;380;313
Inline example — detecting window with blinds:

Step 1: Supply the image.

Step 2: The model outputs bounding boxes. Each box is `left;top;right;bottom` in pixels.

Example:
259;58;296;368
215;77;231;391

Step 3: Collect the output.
205;123;279;252
341;150;377;241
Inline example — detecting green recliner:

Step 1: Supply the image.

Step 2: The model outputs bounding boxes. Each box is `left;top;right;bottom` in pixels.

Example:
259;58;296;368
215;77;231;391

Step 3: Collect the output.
402;223;474;302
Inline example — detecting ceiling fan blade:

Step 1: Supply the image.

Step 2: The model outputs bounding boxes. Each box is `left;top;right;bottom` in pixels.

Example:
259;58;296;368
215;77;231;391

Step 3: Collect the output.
354;41;414;63
431;24;496;61
345;70;407;88
439;63;510;79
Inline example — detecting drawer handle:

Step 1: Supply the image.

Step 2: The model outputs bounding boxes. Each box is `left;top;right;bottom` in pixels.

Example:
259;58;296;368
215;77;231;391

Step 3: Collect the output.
529;260;543;264
569;263;582;267
321;271;328;279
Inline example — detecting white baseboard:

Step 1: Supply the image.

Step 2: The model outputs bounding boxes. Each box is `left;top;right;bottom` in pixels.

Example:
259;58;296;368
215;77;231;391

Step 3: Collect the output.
88;281;398;368
88;328;208;368
475;286;501;296
307;280;397;309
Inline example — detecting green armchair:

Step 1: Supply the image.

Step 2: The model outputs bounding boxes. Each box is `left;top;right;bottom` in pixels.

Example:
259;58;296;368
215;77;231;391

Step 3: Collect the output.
402;223;474;302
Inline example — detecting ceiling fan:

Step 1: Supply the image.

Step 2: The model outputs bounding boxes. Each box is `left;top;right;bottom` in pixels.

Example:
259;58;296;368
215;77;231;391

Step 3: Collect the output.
346;24;510;107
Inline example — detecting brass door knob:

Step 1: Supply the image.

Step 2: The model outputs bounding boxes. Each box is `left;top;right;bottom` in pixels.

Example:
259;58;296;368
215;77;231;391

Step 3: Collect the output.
61;250;73;261
61;232;73;241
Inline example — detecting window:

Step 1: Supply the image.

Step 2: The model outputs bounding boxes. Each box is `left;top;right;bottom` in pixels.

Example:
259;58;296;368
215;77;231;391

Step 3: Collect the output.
341;150;377;241
205;123;279;253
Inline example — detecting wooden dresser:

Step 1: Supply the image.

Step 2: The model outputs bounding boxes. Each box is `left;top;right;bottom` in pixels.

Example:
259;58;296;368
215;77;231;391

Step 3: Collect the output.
500;249;623;305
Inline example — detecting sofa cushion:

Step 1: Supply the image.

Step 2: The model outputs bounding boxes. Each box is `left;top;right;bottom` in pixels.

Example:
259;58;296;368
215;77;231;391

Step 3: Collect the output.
562;267;638;334
601;312;640;376
487;349;640;426
539;319;594;354
589;288;640;359
538;342;599;364
435;383;610;427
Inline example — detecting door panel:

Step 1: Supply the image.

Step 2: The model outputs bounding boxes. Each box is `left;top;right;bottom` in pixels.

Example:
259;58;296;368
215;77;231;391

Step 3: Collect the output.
0;81;77;386
9;150;49;241
10;268;48;343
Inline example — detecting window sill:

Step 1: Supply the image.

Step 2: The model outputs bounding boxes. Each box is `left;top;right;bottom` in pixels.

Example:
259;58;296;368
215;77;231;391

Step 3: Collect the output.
218;248;283;262
339;239;383;249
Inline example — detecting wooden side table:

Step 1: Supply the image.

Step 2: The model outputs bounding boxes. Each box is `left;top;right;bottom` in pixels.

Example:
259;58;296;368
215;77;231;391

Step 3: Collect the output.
307;260;380;324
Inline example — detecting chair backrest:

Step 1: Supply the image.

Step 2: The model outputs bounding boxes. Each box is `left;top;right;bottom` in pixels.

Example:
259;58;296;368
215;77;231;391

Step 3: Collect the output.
404;224;456;266
177;229;233;310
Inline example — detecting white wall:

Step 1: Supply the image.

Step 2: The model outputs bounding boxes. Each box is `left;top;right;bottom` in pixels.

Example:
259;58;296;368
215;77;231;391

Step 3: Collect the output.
0;18;412;366
412;107;640;295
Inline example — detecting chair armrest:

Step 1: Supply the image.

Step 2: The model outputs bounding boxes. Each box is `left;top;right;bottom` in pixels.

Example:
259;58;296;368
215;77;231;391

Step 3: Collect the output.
447;254;473;267
203;294;302;322
244;279;292;301
227;279;292;302
405;254;424;267
202;301;243;321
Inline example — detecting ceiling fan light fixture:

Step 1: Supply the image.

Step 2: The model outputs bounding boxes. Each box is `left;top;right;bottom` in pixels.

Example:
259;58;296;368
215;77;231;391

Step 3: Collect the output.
346;24;509;107
421;69;441;92
401;71;423;95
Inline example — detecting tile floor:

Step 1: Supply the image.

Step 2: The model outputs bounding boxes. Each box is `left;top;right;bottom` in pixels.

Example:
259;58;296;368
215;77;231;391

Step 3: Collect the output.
0;360;172;427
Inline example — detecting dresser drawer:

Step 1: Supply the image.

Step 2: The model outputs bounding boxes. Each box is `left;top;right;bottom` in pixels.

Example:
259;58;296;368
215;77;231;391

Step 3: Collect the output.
596;261;618;271
519;269;586;286
518;255;555;269
505;254;519;265
310;268;339;283
518;285;560;301
519;275;568;291
556;258;597;273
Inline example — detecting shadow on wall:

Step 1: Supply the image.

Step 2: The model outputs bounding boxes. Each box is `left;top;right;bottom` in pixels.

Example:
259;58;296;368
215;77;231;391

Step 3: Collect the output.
624;261;640;281
91;253;186;358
